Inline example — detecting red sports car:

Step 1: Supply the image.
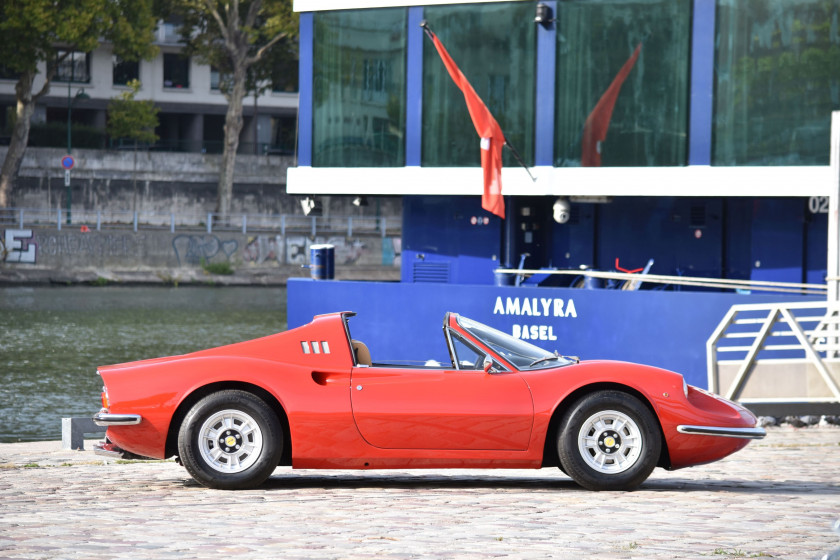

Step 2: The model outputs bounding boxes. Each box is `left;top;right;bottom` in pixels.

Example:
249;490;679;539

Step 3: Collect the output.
93;311;764;491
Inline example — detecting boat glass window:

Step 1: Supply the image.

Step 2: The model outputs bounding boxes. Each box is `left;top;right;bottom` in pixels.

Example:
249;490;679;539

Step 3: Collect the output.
312;8;407;167
421;3;536;167
554;0;690;167
714;0;840;165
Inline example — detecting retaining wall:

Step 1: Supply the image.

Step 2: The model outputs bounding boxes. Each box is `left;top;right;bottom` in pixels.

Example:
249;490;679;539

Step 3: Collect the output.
0;226;401;284
1;147;403;218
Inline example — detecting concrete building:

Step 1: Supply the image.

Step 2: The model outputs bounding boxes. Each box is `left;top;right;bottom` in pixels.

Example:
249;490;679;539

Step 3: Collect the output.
0;22;299;156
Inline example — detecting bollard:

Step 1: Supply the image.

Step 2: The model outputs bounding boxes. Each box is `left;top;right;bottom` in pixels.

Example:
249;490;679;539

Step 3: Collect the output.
310;244;335;280
61;417;106;450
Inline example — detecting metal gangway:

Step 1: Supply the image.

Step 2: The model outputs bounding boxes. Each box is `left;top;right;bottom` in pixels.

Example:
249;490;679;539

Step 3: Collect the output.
706;301;840;414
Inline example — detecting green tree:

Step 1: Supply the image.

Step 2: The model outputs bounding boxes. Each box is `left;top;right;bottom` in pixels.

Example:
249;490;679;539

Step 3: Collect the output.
107;79;160;211
173;0;298;218
0;0;159;207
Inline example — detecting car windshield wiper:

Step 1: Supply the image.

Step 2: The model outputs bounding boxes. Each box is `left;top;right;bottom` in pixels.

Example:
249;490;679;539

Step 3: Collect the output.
529;352;562;367
528;351;579;367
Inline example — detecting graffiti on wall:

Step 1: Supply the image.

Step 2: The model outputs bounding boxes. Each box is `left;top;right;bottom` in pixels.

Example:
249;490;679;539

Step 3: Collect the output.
284;236;401;267
285;236;365;266
3;229;402;269
242;235;282;265
2;229;37;263
36;232;145;258
172;234;239;266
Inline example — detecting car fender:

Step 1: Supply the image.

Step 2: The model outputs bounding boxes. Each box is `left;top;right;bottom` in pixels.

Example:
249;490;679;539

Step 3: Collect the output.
102;355;353;460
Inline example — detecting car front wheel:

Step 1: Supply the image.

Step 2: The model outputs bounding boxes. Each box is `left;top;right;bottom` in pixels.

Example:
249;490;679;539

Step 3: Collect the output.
178;390;282;489
557;390;661;491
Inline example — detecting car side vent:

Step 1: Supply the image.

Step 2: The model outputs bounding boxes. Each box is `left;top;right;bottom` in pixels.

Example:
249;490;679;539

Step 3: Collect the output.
413;262;450;283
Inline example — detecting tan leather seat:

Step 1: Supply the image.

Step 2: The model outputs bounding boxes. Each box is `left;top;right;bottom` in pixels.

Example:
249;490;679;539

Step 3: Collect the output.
352;340;372;366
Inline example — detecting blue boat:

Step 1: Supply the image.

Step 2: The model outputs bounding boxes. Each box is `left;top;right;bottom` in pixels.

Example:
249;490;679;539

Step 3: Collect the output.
287;1;840;410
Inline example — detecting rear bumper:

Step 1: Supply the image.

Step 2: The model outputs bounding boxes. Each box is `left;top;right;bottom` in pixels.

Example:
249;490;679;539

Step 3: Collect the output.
93;411;141;426
676;425;766;439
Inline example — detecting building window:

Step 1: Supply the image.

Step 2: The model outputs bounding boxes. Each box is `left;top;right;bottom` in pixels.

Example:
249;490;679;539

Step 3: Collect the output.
554;0;690;167
55;50;90;83
422;4;536;167
159;20;183;44
270;46;299;93
0;64;17;81
113;56;139;86
210;66;225;91
163;53;190;89
312;8;407;167
714;0;840;166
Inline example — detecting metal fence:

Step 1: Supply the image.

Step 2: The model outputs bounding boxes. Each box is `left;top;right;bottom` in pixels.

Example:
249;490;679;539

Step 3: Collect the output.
0;207;399;238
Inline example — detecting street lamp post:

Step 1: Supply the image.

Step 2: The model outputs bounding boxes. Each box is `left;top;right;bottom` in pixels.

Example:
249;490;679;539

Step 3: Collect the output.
65;78;89;225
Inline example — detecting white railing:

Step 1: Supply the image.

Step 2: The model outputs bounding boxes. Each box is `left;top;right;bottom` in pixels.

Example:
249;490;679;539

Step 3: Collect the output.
0;207;398;237
494;266;828;295
706;301;840;405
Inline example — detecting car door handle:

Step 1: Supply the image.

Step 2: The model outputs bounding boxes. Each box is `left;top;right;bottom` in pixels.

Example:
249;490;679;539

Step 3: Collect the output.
311;371;350;386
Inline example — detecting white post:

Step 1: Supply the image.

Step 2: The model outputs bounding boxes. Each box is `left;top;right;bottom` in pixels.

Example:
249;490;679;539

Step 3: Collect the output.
828;111;840;357
829;111;840;305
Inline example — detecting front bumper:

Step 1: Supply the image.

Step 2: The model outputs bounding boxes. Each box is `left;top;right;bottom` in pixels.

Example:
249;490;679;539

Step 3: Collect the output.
93;438;154;460
93;440;125;458
93;411;141;426
677;425;766;439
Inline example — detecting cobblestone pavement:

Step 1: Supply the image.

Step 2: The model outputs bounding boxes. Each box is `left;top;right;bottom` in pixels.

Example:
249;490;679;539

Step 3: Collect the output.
0;427;838;560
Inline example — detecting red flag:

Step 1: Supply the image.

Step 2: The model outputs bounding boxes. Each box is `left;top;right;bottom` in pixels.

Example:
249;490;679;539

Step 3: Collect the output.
581;43;642;167
425;28;505;219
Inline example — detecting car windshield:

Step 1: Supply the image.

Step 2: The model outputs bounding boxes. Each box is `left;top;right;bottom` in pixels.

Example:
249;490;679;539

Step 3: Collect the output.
456;315;577;371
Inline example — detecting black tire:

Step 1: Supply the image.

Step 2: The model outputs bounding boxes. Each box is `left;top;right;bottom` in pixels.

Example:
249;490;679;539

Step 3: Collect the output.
177;390;282;490
557;390;661;491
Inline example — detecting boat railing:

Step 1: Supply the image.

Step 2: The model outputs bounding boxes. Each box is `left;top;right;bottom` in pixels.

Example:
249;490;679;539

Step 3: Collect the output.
494;267;828;295
706;300;840;413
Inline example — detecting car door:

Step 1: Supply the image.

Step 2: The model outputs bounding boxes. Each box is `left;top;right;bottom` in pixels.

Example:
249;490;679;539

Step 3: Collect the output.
350;337;534;451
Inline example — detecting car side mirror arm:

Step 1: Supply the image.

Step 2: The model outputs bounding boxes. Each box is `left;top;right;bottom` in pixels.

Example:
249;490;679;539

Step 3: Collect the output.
483;357;496;374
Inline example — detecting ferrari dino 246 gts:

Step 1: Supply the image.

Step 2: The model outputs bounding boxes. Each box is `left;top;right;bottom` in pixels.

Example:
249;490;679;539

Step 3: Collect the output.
93;311;765;491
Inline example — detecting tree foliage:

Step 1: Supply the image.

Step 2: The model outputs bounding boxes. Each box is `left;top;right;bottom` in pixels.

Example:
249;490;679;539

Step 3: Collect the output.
0;0;160;207
107;80;160;146
170;0;298;216
0;0;158;75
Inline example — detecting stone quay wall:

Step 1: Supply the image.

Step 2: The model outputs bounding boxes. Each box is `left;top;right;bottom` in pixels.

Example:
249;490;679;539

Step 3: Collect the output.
0;226;401;285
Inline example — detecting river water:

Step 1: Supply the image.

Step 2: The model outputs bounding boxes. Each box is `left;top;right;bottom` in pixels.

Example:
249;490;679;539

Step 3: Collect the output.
0;286;287;442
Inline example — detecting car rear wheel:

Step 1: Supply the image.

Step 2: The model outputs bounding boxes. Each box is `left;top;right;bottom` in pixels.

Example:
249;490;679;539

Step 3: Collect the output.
557;390;661;491
177;390;282;489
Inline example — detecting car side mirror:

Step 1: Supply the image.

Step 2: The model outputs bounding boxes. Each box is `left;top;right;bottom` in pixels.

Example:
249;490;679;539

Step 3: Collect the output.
483;357;496;373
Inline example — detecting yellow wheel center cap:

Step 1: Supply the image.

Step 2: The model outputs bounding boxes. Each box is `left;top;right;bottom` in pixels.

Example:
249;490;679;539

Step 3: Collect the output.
604;436;616;448
225;436;237;447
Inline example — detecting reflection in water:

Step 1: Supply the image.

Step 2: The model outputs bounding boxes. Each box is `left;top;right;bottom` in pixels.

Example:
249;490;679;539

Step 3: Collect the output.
0;286;287;442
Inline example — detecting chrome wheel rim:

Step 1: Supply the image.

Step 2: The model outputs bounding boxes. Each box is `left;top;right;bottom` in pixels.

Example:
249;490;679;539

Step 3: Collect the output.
198;409;264;474
577;409;643;474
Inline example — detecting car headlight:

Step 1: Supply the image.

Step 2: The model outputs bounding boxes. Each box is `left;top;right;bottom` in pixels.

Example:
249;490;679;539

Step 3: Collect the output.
101;384;110;409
